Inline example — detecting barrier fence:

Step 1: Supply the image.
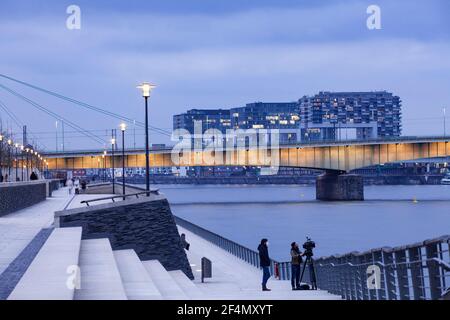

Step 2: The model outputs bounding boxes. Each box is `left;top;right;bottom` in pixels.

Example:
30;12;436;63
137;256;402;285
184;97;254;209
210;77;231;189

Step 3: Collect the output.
174;215;449;300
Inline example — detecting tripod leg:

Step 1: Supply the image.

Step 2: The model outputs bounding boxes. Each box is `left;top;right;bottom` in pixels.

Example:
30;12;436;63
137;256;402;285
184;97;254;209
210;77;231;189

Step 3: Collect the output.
298;256;309;285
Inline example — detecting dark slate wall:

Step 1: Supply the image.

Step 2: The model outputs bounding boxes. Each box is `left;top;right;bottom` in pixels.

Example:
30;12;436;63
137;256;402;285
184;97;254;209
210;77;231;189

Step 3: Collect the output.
59;199;194;279
0;182;47;216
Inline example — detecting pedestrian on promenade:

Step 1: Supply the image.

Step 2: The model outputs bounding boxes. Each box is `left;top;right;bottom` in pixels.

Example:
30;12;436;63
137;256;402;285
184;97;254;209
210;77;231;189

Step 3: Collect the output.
290;242;303;290
258;238;271;291
180;233;190;250
67;178;74;195
30;172;38;180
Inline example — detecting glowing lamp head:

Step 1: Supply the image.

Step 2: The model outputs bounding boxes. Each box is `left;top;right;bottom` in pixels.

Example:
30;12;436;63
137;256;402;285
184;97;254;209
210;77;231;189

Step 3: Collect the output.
0;135;3;141
7;139;12;145
21;145;24;151
137;82;156;98
111;138;116;145
120;123;127;132
15;143;19;148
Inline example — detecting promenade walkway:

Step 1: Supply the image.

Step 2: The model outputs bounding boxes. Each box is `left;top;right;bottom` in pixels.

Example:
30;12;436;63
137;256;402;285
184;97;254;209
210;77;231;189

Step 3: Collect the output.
178;226;340;300
0;187;72;274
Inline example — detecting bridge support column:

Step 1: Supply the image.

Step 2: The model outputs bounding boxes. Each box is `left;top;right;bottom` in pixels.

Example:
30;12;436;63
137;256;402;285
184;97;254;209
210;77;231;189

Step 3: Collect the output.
316;171;364;201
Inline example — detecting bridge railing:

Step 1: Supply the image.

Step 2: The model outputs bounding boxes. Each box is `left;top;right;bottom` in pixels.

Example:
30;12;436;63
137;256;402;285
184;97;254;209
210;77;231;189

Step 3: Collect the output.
174;215;449;299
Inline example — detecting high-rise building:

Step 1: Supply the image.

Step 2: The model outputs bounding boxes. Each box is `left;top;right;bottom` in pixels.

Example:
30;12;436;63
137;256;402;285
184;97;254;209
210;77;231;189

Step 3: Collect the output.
173;91;402;144
230;102;300;143
299;91;402;141
173;109;231;134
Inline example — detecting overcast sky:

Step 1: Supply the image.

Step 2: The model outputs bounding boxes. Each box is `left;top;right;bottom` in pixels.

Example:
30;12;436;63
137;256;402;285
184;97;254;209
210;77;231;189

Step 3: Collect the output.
0;0;449;150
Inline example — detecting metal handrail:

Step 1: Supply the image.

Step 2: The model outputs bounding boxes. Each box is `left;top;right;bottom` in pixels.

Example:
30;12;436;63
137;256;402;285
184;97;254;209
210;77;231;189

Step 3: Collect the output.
174;214;449;300
80;190;159;206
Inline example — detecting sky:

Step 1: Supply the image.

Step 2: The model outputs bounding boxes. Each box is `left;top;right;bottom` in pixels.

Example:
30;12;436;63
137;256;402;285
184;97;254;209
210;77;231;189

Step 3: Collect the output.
0;0;449;150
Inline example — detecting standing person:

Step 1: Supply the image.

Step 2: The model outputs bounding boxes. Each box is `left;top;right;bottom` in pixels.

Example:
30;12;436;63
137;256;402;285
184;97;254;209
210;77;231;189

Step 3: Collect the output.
258;238;271;291
67;178;74;195
290;242;303;290
180;233;190;251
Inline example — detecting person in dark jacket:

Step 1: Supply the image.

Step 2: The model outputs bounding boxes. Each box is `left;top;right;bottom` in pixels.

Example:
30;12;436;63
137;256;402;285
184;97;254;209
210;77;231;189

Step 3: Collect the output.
290;242;303;290
258;238;271;291
180;233;190;251
30;172;38;180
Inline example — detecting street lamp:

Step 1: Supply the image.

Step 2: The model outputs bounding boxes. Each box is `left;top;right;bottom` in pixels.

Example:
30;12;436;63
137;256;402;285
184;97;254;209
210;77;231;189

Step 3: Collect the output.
137;82;156;195
14;143;19;181
20;145;24;181
0;134;3;182
25;148;29;180
103;150;107;182
444;107;447;137
120;123;127;198
7;139;12;181
111;136;116;193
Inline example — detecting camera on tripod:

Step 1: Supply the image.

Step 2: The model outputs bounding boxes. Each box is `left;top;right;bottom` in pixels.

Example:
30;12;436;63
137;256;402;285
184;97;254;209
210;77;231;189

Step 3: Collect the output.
302;237;315;257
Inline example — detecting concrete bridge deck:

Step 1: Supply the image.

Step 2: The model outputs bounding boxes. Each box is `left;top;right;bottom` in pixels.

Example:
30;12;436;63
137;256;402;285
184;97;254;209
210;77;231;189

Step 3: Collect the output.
42;136;450;172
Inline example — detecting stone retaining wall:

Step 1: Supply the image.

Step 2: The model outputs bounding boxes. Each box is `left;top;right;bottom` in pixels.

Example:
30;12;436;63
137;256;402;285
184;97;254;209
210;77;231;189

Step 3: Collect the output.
55;196;194;279
0;182;47;216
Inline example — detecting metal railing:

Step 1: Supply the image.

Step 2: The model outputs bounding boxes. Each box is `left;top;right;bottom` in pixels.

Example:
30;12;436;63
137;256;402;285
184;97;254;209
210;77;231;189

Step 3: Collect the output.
174;215;281;276
174;215;449;300
313;236;450;300
80;190;159;206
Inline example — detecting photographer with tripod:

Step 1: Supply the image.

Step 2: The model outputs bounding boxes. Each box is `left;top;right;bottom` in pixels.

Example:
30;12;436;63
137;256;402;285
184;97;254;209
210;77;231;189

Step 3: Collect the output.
298;237;317;290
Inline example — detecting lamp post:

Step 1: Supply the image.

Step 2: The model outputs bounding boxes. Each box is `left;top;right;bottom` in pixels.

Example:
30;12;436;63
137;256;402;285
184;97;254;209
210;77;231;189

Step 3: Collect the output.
103;150;107;182
7;139;12;181
444;107;447;137
25;148;29;180
111;134;116;194
14;143;19;181
120;123;127;198
0;134;3;182
137;82;156;195
20;145;24;181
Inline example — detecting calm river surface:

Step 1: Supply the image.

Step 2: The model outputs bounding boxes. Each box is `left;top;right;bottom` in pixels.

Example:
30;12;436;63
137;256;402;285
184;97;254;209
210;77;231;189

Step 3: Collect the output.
151;184;450;261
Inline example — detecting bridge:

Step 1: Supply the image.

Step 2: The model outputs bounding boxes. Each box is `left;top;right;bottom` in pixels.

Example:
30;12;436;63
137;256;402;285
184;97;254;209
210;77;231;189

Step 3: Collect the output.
42;136;450;201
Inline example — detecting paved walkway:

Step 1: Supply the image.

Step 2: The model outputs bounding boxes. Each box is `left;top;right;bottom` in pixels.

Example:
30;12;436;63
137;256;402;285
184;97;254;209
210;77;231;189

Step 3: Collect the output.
0;187;73;274
178;226;340;300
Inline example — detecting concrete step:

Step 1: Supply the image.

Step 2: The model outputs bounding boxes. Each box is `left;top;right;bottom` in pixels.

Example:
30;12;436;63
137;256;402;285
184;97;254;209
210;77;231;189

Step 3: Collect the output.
113;250;162;300
74;239;127;300
168;270;205;300
8;227;82;300
142;260;188;300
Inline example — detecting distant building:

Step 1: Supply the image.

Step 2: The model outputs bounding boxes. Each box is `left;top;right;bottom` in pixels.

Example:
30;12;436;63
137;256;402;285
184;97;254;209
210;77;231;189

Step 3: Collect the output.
299;91;402;141
173;109;231;134
173;91;402;144
230;102;300;143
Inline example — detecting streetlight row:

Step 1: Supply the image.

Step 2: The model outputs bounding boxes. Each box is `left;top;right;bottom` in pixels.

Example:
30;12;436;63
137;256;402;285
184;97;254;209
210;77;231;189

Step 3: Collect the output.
0;133;49;182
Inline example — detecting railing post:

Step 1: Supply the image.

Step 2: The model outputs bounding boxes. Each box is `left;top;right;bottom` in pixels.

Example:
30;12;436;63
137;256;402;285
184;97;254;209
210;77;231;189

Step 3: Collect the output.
382;249;397;300
373;249;387;300
394;248;410;300
408;245;426;300
425;241;442;300
366;252;377;300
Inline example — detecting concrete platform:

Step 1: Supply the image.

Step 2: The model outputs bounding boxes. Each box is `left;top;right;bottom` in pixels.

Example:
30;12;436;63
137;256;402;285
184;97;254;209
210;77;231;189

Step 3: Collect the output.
177;226;341;300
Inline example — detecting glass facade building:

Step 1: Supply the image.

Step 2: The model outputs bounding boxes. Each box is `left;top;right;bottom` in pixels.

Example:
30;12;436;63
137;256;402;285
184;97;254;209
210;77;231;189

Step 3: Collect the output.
173;91;402;143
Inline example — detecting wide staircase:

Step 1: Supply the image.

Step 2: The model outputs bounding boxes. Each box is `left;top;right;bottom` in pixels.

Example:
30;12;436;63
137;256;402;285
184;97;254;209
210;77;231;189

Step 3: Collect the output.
7;227;205;300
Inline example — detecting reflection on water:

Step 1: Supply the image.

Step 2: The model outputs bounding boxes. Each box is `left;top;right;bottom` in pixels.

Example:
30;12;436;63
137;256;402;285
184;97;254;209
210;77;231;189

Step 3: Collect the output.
153;184;450;261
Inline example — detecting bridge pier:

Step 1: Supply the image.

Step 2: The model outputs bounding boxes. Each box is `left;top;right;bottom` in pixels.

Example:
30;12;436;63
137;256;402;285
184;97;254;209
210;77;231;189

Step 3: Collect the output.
316;171;364;201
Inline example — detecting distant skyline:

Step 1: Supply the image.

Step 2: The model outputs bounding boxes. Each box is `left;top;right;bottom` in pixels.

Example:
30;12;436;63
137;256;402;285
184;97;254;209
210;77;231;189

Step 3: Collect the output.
0;0;449;150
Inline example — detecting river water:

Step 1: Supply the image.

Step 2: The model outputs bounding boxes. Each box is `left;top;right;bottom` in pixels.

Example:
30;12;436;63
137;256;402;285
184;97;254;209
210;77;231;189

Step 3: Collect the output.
151;184;450;261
